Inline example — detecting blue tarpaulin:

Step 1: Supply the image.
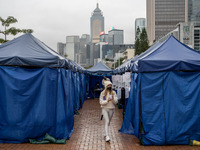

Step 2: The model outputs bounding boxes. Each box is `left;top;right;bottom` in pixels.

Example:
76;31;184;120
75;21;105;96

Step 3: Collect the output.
0;66;74;143
87;62;112;98
81;73;87;103
87;74;111;98
138;36;200;72
0;33;87;143
140;71;200;145
74;72;80;110
121;36;200;145
83;74;87;100
113;41;162;74
69;71;76;114
0;33;67;68
87;61;112;74
120;73;140;138
120;73;137;135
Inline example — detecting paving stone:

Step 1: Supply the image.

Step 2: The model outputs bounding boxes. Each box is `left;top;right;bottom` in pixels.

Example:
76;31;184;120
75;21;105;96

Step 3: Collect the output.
0;99;198;150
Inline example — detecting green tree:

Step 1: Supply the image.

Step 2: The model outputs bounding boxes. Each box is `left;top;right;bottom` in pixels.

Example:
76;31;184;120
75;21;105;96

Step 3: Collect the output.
114;57;124;68
135;27;141;55
0;16;33;43
138;28;149;54
104;58;109;61
135;38;140;55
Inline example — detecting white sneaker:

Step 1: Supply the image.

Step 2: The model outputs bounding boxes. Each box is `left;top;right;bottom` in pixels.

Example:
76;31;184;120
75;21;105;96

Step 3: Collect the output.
105;136;110;142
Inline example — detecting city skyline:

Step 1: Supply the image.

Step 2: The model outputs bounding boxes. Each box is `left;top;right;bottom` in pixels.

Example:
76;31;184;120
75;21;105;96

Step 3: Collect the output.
0;0;146;51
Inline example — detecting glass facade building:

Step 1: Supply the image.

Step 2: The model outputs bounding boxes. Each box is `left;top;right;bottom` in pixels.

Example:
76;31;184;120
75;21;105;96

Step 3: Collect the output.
194;28;200;51
90;3;104;65
155;0;186;41
66;36;80;62
135;18;146;39
147;0;187;44
188;0;200;27
57;42;66;57
108;29;124;45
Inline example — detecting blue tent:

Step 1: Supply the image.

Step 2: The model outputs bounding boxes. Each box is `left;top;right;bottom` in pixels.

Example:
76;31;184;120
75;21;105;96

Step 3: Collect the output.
131;41;162;72
86;62;112;98
87;74;112;98
121;36;200;145
0;33;80;143
138;36;200;72
87;61;112;74
113;41;162;74
68;59;86;73
113;58;133;74
0;33;68;68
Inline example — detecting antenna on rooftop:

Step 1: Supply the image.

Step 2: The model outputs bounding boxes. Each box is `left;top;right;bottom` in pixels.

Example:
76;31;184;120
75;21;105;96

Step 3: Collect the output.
97;0;99;8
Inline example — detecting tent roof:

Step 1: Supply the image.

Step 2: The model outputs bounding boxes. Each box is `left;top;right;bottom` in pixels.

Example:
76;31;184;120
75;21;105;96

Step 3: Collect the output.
87;61;112;74
137;36;200;72
113;41;162;74
68;59;86;72
0;33;68;68
131;41;162;72
113;57;134;74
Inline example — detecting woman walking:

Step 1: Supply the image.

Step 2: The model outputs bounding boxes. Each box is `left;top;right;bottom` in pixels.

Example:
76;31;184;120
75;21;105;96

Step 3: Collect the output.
99;81;118;142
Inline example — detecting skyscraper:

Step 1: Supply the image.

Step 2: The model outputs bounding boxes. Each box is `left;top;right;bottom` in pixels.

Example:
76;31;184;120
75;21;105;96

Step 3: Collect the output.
108;29;124;45
57;42;66;57
135;18;146;39
100;32;108;43
147;0;186;45
188;0;200;27
66;36;80;62
79;34;90;67
90;3;104;65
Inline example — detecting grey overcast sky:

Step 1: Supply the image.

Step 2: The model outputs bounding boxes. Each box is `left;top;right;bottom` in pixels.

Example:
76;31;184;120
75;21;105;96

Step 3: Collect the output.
0;0;146;51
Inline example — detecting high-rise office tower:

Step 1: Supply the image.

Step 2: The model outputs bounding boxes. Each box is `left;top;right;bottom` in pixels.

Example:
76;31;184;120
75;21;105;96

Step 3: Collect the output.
90;3;104;65
147;0;186;45
188;0;200;27
135;18;146;39
80;34;90;54
79;34;90;66
66;36;80;62
57;42;66;57
108;29;124;45
100;32;109;43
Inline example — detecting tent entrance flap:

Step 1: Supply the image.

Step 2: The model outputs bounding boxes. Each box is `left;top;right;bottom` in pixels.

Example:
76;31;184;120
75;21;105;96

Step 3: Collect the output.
0;66;74;143
139;71;200;145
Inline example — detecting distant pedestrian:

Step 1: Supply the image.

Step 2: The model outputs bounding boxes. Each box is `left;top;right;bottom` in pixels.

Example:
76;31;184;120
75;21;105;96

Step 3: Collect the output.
99;81;118;142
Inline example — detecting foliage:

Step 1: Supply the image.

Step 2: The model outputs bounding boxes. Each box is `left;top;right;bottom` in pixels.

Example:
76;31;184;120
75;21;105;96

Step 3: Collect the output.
114;57;125;68
105;58;110;61
84;65;93;69
135;27;141;55
0;16;33;43
139;28;149;53
135;27;149;55
135;26;141;40
135;38;140;55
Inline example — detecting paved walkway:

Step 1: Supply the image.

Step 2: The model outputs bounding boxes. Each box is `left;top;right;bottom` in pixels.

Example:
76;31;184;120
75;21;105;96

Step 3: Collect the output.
0;99;199;150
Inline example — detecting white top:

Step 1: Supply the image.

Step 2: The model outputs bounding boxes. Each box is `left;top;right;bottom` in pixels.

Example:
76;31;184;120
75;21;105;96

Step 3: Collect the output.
99;90;118;109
